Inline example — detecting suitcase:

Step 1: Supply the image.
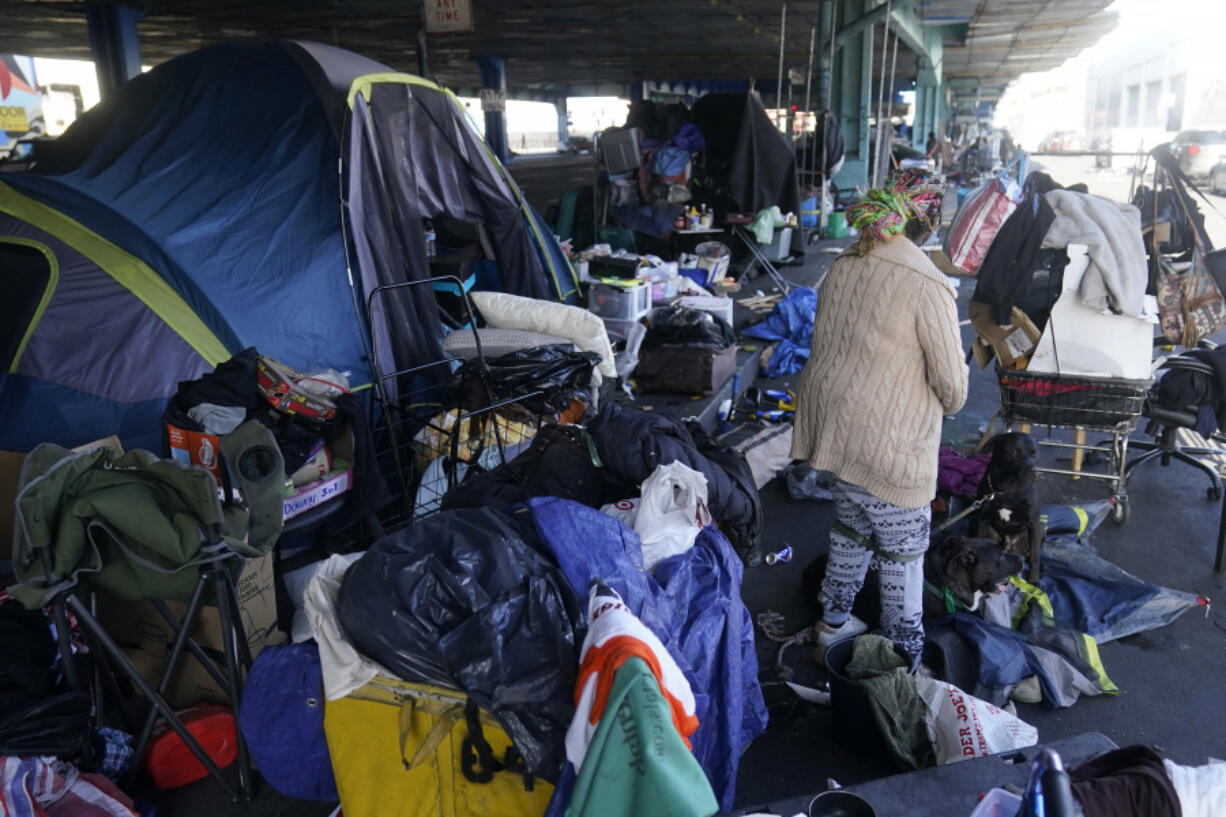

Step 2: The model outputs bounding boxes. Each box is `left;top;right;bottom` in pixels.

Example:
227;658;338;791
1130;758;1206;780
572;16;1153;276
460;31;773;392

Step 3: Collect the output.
324;676;553;817
634;344;737;396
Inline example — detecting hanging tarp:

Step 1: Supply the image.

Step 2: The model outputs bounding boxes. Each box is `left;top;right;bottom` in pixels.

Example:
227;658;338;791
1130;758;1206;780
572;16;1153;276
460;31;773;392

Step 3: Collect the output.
691;92;805;256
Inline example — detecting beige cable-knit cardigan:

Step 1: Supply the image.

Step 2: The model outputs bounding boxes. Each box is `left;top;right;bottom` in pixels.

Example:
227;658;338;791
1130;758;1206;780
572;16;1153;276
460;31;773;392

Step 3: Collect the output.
790;237;968;509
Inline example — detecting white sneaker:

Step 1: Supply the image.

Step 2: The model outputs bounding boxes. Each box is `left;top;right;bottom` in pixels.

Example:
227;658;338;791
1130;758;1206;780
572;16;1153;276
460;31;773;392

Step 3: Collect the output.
811;615;869;666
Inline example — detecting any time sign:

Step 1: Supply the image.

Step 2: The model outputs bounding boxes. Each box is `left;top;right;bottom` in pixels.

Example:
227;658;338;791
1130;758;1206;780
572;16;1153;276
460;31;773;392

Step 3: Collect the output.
425;0;474;34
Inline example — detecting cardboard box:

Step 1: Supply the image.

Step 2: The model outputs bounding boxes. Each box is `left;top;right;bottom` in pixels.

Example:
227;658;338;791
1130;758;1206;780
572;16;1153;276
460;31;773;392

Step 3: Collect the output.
166;424;223;480
256;356;338;422
283;425;354;521
284;468;352;520
969;301;1043;369
121;645;229;710
99;552;283;662
1027;245;1156;379
0;451;24;568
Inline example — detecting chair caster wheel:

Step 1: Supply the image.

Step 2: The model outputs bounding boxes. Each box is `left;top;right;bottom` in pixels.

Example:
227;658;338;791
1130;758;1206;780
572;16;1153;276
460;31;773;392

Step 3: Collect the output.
1110;498;1129;525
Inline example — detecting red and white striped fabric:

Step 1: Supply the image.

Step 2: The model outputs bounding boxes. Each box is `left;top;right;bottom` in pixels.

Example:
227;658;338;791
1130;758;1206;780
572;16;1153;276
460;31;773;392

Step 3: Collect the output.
1;756;137;817
564;587;698;770
944;176;1021;276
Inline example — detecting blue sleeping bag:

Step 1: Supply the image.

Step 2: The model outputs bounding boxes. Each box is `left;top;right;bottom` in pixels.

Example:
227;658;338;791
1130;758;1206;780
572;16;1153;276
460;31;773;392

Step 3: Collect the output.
528;497;767;811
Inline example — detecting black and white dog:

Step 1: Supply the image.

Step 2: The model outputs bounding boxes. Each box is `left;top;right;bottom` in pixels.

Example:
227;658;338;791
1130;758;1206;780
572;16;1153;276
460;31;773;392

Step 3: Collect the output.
976;432;1044;582
802;534;1026;622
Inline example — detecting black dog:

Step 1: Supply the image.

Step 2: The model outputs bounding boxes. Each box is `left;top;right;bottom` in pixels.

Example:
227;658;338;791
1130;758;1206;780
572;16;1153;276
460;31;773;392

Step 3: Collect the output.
801;535;1025;624
976;432;1044;582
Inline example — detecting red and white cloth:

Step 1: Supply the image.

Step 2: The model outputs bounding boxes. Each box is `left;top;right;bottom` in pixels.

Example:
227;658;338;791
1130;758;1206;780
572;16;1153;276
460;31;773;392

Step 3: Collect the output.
1;756;137;817
944;176;1021;276
564;586;699;769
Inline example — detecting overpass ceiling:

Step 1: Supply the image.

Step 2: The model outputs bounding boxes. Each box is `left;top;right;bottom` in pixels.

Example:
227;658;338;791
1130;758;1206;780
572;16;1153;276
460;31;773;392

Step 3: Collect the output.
921;0;1118;98
0;0;1117;94
0;0;831;88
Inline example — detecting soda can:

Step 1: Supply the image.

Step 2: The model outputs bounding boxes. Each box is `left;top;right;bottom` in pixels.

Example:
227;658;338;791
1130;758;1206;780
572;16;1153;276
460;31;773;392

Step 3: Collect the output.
765;546;793;565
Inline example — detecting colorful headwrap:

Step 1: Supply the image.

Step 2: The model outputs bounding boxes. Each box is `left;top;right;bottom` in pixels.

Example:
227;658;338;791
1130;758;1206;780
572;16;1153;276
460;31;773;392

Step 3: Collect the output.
847;168;946;245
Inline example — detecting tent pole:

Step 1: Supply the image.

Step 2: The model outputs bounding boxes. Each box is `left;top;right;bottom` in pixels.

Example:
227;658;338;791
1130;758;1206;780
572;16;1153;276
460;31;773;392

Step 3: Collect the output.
885;29;899;177
821;0;837;235
416;29;429;77
803;23;816;190
873;0;893;187
776;2;787;128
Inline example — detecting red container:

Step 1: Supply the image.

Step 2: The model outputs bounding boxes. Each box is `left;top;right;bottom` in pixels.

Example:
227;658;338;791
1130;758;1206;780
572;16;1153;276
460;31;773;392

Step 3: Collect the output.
145;704;238;789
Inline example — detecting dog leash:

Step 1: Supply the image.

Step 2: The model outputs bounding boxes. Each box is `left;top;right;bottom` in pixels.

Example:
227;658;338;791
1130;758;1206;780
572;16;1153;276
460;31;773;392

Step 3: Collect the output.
932;491;998;535
830;492;999;563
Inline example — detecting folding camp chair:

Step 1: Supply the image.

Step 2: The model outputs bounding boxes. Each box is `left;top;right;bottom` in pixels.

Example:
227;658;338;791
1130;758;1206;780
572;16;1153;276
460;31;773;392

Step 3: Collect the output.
10;422;285;802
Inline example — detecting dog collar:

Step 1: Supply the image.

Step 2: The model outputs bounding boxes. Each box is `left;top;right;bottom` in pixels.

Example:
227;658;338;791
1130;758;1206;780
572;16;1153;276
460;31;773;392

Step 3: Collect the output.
924;579;970;614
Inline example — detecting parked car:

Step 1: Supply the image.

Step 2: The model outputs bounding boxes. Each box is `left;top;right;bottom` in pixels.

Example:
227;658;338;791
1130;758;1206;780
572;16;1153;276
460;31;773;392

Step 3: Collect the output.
1172;128;1226;182
1038;131;1086;153
1210;159;1226;195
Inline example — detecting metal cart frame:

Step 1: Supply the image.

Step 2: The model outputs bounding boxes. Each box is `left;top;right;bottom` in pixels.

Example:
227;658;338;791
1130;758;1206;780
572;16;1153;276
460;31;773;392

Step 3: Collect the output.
994;368;1152;524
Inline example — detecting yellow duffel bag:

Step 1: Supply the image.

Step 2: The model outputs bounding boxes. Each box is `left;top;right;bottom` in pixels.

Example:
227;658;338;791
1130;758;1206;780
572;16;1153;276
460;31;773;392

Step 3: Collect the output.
324;676;554;817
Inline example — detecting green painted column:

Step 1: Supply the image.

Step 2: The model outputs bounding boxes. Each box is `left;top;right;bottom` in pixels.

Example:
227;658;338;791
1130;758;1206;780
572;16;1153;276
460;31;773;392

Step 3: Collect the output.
831;0;873;191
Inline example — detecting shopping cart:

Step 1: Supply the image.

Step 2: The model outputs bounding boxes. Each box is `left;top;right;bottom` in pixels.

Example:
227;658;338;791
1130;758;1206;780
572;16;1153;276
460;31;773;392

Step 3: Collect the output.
996;368;1152;524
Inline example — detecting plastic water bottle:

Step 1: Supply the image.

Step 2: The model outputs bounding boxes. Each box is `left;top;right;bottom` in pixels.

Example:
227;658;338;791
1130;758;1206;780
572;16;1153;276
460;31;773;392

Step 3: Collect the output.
424;221;436;257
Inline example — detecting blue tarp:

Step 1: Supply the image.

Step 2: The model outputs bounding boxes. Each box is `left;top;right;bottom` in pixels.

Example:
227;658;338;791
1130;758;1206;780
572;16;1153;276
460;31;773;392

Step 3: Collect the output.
1040;535;1200;644
742;286;817;377
528;497;767;812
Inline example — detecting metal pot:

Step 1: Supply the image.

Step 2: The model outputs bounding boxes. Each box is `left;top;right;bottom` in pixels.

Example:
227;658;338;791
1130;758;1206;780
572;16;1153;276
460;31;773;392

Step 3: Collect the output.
807;790;877;817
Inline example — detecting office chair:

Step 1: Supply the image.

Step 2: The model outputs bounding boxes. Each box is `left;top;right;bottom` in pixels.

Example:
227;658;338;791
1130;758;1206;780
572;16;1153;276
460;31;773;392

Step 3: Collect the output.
1125;354;1225;500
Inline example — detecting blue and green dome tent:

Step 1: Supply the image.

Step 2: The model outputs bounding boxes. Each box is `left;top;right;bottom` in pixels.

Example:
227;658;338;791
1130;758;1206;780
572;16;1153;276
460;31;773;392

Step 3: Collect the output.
0;40;578;452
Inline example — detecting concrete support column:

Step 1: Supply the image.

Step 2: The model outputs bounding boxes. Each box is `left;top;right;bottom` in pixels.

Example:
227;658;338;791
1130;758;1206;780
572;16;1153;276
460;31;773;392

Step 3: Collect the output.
474;54;509;164
553;95;569;149
86;3;143;99
817;0;835;111
829;0;873;190
912;79;943;151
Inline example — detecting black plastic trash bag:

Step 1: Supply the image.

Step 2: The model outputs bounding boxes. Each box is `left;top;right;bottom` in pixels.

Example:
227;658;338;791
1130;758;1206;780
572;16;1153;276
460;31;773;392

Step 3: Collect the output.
588;402;762;563
452;345;600;414
441;424;629;513
0;600;90;760
645;305;735;349
335;507;583;780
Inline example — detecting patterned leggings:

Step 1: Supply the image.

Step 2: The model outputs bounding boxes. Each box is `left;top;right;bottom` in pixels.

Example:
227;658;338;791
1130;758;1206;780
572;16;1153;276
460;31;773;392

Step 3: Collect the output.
819;479;931;666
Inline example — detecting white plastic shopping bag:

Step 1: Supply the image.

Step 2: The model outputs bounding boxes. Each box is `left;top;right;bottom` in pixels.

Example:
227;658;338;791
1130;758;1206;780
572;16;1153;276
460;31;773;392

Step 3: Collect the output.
634;462;712;570
916;677;1038;765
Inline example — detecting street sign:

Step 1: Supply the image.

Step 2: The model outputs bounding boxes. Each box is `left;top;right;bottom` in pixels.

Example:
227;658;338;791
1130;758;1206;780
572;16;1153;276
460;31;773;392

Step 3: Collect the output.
424;0;473;34
479;88;505;113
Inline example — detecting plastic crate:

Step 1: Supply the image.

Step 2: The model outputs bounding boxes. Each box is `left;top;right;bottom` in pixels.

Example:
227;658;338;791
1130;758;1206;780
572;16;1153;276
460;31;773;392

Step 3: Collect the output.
969;788;1023;817
588;281;651;321
997;369;1150;431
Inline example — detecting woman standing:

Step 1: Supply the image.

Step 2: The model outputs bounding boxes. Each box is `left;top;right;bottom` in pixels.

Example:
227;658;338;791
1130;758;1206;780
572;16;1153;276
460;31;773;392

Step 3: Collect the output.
792;171;968;672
